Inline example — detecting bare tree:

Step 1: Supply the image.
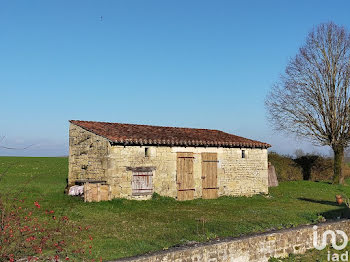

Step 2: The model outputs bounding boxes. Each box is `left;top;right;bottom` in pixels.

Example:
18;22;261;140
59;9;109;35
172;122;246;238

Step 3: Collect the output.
266;22;350;184
295;149;306;158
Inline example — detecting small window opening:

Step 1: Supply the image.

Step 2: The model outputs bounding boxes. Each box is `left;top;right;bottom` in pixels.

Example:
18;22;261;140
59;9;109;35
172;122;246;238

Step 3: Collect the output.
242;150;246;159
145;147;149;157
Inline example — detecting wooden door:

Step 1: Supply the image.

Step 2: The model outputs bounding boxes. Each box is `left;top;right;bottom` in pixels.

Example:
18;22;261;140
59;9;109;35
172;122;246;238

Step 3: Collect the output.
201;153;218;199
177;152;195;200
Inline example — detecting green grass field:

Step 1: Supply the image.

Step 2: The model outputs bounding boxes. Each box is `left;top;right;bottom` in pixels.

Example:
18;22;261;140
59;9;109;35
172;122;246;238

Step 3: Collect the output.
1;156;350;261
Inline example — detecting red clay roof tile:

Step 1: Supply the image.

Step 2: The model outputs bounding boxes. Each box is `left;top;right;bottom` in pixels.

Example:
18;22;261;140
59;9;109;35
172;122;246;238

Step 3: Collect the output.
70;120;271;148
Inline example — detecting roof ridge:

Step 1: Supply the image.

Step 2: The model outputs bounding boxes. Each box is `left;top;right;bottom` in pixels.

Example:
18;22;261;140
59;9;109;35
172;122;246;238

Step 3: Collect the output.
69;120;223;132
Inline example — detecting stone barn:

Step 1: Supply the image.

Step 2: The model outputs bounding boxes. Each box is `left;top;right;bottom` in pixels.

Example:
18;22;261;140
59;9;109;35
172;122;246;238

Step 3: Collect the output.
68;120;271;201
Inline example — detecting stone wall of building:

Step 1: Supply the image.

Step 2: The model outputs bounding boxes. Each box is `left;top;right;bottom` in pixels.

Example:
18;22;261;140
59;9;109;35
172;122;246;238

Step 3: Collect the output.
68;124;110;186
69;124;268;199
219;148;268;196
114;219;350;262
106;145;268;199
105;145;177;199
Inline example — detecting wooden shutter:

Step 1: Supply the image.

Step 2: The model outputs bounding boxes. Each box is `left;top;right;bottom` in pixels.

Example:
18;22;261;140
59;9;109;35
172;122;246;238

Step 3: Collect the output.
84;183;111;202
132;171;153;195
201;153;218;199
177;152;195;200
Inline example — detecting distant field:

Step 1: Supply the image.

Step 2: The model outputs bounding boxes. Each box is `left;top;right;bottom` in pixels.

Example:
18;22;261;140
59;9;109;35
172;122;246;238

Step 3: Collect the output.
1;157;350;261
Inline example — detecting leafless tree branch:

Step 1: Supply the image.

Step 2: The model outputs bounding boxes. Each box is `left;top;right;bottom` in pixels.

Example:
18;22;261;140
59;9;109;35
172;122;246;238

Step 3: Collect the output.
266;22;350;184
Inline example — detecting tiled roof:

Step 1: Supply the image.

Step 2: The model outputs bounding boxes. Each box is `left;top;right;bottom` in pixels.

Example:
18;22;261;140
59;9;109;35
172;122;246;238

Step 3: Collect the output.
69;120;271;148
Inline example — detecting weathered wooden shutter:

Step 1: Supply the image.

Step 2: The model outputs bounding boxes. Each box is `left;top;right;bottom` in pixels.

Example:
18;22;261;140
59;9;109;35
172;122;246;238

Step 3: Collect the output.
84;183;111;202
132;171;153;195
201;153;218;199
177;152;195;201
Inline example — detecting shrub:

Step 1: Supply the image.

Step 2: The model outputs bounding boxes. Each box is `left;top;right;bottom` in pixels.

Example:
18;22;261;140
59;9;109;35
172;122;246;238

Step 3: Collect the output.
269;152;350;182
309;156;333;181
0;197;94;261
268;152;303;181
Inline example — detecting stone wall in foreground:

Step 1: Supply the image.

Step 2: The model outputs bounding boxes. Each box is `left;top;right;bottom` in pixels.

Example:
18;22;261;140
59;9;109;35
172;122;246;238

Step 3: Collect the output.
113;220;350;262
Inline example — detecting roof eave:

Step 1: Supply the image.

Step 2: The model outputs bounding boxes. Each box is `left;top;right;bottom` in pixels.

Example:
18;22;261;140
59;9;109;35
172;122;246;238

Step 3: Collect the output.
110;140;271;149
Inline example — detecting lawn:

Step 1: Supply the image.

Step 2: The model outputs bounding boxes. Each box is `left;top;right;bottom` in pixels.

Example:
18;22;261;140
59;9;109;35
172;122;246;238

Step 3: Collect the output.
1;156;350;261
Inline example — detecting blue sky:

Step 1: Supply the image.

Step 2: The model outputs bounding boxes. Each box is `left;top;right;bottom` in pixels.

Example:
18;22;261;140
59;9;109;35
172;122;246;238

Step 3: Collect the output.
1;0;349;156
